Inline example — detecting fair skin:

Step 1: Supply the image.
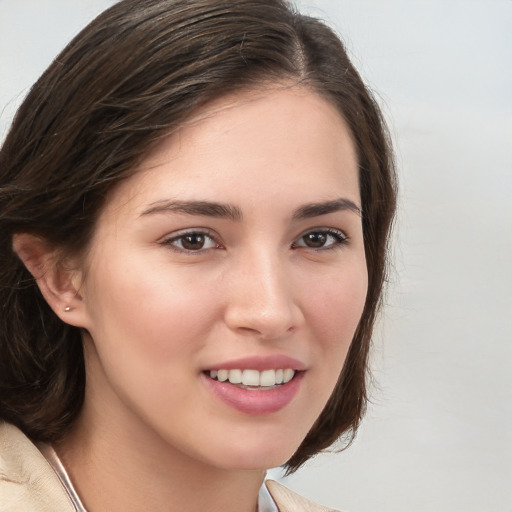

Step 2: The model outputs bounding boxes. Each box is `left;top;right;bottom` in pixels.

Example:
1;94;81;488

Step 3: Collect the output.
15;87;367;512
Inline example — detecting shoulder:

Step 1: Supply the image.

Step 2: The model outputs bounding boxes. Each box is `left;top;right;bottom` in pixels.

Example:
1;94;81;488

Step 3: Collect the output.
265;479;341;512
0;421;75;512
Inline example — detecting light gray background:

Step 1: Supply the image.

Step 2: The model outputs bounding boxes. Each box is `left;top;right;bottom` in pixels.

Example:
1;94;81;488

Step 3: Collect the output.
1;1;511;511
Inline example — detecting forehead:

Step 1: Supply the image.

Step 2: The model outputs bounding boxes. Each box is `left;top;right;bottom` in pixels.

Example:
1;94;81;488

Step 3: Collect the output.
145;86;356;166
102;87;360;220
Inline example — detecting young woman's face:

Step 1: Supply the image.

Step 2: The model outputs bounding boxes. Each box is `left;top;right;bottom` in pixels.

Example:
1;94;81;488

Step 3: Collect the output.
77;87;367;470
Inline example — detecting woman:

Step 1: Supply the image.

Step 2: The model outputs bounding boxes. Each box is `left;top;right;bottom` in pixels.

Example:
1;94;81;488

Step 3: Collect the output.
0;0;396;510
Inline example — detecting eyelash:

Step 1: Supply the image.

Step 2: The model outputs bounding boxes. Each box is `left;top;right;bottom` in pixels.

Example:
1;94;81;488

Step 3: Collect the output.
161;228;348;254
162;230;220;253
292;228;348;251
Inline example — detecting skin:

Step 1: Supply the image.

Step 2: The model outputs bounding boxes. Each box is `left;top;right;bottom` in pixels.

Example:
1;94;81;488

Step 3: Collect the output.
19;87;368;511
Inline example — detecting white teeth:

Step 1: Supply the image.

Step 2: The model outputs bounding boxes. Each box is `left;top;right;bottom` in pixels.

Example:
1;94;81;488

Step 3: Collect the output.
259;369;276;387
217;369;228;382
209;368;296;387
283;369;295;383
242;369;260;386
228;369;242;384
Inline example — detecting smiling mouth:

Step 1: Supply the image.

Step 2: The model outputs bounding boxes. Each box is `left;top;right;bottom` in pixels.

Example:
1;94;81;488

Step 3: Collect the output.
205;368;296;389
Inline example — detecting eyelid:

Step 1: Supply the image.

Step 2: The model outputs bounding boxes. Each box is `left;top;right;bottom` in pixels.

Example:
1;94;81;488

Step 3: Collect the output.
159;226;348;253
292;227;348;249
160;228;223;253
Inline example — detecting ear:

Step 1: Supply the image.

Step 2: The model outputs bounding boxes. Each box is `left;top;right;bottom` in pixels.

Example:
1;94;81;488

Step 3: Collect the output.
12;233;90;329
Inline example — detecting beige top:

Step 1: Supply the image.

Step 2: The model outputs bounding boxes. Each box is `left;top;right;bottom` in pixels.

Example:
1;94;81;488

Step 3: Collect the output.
0;421;339;512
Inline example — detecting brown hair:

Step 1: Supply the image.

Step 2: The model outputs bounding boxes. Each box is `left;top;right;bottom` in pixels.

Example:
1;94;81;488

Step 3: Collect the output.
0;0;396;472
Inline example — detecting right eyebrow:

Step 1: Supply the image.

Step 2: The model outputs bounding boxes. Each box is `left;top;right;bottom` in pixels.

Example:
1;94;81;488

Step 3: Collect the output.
140;200;243;221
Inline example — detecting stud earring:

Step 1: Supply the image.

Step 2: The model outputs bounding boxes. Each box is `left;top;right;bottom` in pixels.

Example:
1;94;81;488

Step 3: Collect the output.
64;306;72;312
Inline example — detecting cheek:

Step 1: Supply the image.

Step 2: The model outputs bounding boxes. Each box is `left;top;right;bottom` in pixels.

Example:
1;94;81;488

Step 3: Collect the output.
306;263;367;340
80;260;222;423
302;260;368;382
83;257;220;362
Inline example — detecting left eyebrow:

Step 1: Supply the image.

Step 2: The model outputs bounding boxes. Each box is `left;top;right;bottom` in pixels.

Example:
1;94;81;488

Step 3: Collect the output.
292;198;362;220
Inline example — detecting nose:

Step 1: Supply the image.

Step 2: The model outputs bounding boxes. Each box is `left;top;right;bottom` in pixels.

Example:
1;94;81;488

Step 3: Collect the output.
223;250;303;340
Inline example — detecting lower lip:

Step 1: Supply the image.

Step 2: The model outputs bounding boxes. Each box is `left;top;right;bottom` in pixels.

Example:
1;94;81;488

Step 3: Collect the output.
201;372;304;415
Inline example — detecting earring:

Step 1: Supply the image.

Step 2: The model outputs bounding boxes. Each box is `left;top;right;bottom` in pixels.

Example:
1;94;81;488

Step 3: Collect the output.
64;306;72;312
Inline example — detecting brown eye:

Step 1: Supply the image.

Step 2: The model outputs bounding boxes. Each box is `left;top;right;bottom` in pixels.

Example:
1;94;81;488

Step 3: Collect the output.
166;232;217;252
303;232;327;248
181;234;206;250
294;229;347;250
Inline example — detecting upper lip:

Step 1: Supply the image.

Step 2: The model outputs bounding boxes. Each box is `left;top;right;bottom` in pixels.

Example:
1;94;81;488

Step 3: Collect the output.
205;355;307;372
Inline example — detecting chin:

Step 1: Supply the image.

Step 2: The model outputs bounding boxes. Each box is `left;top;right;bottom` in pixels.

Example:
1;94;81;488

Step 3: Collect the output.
206;429;305;471
219;452;293;471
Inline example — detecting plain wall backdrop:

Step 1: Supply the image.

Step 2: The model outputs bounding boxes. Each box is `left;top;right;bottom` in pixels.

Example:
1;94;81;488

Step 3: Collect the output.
1;1;511;511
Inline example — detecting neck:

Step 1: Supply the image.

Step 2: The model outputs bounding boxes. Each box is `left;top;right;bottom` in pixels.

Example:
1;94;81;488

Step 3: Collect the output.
56;355;266;512
57;412;265;512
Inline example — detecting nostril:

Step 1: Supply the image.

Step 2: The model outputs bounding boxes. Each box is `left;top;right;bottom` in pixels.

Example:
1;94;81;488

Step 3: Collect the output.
231;322;296;340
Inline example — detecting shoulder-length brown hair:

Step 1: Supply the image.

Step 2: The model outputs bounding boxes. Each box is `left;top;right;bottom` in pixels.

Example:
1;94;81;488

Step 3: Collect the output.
0;0;396;472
